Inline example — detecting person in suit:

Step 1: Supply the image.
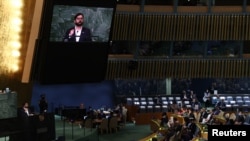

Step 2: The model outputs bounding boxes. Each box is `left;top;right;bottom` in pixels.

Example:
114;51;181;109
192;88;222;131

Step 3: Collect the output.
18;102;34;141
19;102;34;118
243;112;250;125
235;111;245;125
160;112;168;127
153;95;162;106
199;108;208;123
215;99;226;111
189;90;196;101
39;94;48;114
63;13;92;42
191;98;202;111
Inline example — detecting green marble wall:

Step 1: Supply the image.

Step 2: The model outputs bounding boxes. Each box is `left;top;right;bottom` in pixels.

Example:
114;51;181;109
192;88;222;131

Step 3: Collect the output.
0;92;17;119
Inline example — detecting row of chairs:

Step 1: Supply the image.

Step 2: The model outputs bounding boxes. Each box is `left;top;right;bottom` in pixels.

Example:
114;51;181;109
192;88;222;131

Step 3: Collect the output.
83;117;119;135
138;100;195;113
212;96;250;112
126;96;182;106
212;95;250;103
127;96;193;111
139;105;168;113
212;96;250;106
127;95;250;112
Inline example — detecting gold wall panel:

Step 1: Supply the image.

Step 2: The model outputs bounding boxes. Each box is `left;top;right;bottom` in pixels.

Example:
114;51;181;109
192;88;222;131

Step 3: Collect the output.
106;59;250;79
112;14;248;41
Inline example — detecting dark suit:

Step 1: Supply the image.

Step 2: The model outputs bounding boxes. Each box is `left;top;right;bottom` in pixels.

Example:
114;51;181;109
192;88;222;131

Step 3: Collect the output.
199;111;208;123
18;108;33;141
18;107;31;119
63;27;92;42
216;101;226;111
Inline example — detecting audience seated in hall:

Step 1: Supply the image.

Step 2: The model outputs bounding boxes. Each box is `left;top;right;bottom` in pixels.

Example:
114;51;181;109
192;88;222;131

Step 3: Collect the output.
145;99;250;141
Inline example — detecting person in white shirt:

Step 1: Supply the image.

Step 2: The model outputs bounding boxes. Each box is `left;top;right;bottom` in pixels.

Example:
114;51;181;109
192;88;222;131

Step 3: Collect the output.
203;89;211;107
19;102;34;141
20;102;34;117
202;109;212;124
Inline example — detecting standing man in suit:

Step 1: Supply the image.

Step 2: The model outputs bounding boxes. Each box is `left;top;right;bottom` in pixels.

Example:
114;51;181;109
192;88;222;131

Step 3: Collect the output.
18;102;34;141
39;94;48;114
63;13;92;42
19;102;34;118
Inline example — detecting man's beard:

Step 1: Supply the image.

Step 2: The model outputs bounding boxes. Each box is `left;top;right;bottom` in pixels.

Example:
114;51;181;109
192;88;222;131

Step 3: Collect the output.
75;22;83;26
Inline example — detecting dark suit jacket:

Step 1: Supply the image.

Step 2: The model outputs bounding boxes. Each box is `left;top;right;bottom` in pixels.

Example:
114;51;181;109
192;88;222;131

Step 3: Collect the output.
199;111;208;122
63;27;92;42
216;101;226;110
18;107;30;119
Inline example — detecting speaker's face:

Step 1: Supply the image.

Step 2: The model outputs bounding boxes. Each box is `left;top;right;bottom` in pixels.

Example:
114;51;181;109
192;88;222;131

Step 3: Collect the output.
74;15;84;26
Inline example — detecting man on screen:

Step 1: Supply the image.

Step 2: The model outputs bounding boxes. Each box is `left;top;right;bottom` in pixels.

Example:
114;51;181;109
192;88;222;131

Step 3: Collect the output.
63;13;92;42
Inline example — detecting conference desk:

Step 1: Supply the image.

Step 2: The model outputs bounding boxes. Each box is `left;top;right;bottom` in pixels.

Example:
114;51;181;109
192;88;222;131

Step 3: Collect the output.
139;132;165;141
0;113;55;141
135;112;185;125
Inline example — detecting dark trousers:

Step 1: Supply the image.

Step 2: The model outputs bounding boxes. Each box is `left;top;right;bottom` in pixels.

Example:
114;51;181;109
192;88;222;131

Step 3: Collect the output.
205;100;211;107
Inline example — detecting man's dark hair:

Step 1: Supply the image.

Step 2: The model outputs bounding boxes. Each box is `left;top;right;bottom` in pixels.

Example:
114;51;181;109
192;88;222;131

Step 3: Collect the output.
74;13;84;20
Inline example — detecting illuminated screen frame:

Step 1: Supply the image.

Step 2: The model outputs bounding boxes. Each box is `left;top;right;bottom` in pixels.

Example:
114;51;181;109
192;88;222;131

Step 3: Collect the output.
33;0;117;84
49;5;114;43
38;0;117;45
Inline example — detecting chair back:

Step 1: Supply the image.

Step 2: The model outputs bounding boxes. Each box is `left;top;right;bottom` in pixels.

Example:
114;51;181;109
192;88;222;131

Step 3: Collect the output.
150;120;160;133
109;117;118;133
83;118;93;136
84;118;93;129
99;118;109;134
